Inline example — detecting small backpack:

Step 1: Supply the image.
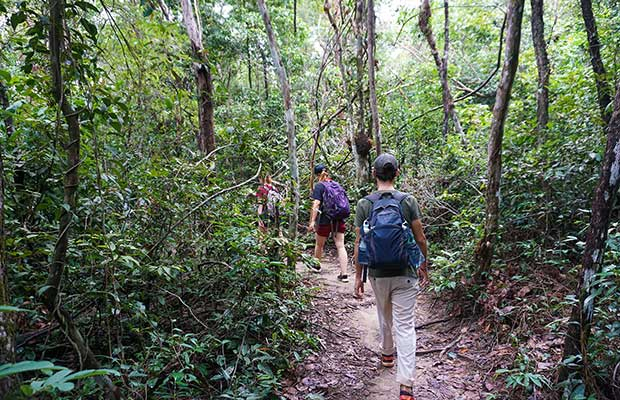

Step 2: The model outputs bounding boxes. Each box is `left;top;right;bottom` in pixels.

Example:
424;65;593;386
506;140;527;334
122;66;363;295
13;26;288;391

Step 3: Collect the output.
359;191;424;271
321;181;351;220
265;185;283;217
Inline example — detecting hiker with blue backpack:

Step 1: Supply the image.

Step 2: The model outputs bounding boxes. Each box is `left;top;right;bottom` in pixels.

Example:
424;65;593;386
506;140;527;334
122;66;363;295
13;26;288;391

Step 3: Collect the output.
308;164;351;283
354;153;429;400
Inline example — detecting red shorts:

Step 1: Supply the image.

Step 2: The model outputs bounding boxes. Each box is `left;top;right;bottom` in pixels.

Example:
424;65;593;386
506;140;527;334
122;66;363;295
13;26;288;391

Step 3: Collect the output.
316;221;346;237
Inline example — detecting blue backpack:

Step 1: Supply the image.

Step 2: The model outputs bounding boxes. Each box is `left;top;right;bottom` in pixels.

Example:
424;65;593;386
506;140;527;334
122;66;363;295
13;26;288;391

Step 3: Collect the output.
358;191;424;271
321;181;350;220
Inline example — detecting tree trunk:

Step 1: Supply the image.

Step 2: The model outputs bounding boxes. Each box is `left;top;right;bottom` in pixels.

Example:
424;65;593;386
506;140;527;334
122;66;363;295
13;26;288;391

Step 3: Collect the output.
559;81;620;390
158;0;172;21
181;0;216;154
530;0;550;132
257;0;300;238
0;82;15;398
418;0;463;141
354;0;370;180
0;83;14;137
293;0;298;34
247;36;253;90
475;0;524;278
47;1;119;397
367;0;382;155
580;0;611;123
324;0;363;186
260;45;270;100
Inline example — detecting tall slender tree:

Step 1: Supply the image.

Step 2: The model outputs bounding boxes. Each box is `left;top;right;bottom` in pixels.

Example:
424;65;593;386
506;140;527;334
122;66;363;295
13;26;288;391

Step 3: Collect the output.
257;0;300;238
580;0;612;123
259;44;270;100
324;0;364;186
475;0;525;278
367;0;382;154
530;0;550;132
45;1;118;397
559;82;620;390
418;0;464;141
0;82;15;397
354;0;370;180
181;0;216;154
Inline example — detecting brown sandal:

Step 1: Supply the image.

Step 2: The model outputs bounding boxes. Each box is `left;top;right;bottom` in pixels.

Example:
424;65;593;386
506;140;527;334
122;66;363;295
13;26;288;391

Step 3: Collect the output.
381;353;395;367
399;386;415;400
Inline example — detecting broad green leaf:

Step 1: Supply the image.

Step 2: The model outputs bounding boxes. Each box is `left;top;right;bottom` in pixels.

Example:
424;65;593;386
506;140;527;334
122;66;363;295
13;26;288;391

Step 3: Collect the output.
65;368;121;381
80;17;97;39
74;1;99;12
0;305;33;313
10;11;26;29
0;361;63;378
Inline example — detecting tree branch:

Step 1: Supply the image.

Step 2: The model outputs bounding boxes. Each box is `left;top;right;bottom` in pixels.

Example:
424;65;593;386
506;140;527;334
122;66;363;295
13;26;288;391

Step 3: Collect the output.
397;12;507;134
145;165;262;259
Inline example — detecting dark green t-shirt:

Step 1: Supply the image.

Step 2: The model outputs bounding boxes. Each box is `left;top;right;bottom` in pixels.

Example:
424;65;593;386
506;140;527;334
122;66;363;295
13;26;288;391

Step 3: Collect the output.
355;190;422;277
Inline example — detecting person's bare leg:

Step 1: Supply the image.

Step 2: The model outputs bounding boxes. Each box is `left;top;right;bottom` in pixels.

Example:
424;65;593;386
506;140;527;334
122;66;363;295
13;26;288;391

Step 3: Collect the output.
334;232;348;276
314;233;327;263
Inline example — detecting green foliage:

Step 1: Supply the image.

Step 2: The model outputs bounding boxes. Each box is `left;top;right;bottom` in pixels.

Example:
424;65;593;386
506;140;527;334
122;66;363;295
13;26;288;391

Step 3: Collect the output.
0;361;120;396
1;0;317;398
496;352;552;393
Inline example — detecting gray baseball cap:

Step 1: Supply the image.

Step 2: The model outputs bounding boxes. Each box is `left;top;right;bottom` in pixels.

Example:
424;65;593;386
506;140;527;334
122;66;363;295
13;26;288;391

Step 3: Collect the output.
374;153;399;174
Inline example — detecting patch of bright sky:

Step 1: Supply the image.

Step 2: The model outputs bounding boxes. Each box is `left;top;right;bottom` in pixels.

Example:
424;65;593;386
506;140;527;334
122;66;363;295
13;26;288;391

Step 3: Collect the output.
215;1;233;19
377;0;421;72
308;0;421;66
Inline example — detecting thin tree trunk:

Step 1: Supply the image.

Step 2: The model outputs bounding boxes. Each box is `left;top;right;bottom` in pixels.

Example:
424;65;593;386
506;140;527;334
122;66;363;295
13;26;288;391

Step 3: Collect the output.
354;0;370;180
293;0;297;34
418;0;463;141
0;83;14;137
181;0;216;154
47;1;118;397
0;82;15;397
559;81;620;390
260;45;269;100
475;0;525;278
367;0;382;154
257;0;300;238
531;0;550;132
580;0;612;124
324;0;363;186
158;0;172;21
247;36;253;90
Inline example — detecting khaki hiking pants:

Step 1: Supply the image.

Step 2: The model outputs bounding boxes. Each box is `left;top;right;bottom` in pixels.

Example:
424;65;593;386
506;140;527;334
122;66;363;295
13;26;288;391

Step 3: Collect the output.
370;275;420;388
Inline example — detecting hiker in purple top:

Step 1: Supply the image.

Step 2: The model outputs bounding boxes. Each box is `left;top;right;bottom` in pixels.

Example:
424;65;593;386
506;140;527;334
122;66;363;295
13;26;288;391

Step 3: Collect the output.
308;164;350;282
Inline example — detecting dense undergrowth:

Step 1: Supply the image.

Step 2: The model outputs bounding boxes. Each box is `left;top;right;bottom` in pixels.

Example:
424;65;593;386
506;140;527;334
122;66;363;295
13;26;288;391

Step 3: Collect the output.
402;102;620;398
6;146;316;398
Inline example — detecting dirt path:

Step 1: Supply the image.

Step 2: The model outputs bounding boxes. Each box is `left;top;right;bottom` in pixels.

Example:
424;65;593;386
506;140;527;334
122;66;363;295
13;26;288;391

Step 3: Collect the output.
283;255;501;400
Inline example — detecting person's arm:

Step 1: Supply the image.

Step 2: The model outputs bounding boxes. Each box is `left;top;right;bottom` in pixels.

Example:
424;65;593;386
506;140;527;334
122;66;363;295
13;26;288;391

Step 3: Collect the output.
354;227;364;298
308;199;321;232
411;219;429;286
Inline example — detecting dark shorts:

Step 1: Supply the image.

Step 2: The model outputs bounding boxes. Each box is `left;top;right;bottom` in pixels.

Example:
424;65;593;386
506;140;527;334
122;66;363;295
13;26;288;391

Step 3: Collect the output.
316;220;346;237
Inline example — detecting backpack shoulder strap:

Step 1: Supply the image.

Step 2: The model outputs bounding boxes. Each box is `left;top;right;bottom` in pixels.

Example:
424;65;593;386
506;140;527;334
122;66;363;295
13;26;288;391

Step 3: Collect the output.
391;191;407;202
365;192;383;203
366;191;407;203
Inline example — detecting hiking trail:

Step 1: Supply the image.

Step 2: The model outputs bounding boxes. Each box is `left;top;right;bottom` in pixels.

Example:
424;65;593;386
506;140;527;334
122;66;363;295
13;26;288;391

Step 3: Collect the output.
283;253;503;400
